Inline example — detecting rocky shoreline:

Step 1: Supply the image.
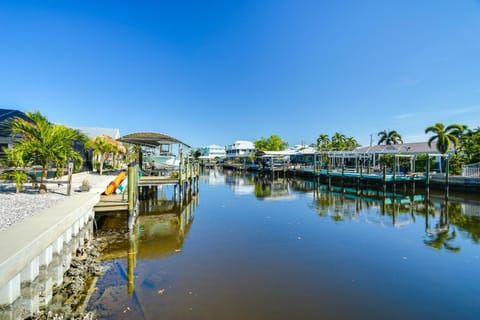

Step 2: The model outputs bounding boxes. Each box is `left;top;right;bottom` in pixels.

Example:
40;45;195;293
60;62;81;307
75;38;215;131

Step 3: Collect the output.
25;238;107;320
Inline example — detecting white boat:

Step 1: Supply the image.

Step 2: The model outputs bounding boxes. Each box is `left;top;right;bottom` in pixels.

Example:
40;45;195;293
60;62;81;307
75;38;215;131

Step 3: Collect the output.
145;154;180;170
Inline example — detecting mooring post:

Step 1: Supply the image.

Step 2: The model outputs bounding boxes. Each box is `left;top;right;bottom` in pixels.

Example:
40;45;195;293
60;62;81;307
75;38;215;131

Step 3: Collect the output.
382;166;387;195
67;161;73;196
128;165;134;214
445;154;450;197
392;154;397;187
425;154;430;190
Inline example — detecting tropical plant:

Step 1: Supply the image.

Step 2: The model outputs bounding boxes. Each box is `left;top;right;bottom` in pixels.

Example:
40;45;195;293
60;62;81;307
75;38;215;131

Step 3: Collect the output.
377;130;403;145
8;111;88;192
459;127;480;164
330;132;346;150
89;136;118;175
344;136;359;150
425;123;463;154
254;135;288;151
1;146;30;193
316;134;330;151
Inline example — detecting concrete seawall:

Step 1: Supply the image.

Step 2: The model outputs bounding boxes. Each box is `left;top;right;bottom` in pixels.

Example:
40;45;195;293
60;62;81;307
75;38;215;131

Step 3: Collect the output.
0;173;113;318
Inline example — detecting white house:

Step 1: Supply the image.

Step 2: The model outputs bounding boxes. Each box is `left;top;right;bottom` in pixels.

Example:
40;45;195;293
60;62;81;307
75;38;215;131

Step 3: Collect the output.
226;140;256;159
200;144;226;160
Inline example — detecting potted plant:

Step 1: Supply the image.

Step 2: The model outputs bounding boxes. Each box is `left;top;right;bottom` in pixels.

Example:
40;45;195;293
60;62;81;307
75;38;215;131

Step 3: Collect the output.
79;179;91;192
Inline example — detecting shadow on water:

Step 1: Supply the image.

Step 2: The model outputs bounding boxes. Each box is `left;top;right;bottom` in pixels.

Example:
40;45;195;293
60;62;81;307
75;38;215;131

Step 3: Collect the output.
88;185;198;319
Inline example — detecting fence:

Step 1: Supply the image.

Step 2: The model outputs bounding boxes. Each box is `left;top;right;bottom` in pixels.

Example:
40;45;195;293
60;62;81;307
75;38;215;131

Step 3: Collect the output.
462;162;480;177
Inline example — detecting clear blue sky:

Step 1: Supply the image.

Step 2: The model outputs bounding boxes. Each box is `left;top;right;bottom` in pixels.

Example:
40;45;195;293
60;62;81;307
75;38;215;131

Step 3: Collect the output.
1;0;480;148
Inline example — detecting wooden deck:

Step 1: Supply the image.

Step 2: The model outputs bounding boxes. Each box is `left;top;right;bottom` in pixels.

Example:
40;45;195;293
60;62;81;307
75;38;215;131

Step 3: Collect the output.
94;194;128;213
138;176;179;187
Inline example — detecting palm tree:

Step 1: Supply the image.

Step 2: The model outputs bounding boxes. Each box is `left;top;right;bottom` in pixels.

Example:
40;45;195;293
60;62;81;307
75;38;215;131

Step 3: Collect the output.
90;136;118;175
8;111;87;192
316;134;330;151
345;137;359;151
377;130;403;145
425;123;463;154
331;132;346;150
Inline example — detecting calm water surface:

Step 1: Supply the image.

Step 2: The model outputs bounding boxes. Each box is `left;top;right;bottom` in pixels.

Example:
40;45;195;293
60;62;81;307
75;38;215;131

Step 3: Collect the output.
88;169;480;319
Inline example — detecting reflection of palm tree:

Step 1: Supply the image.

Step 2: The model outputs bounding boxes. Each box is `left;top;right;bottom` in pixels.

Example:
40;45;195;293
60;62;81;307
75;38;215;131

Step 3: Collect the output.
425;123;463;154
424;200;461;252
377;130;403;145
424;230;460;252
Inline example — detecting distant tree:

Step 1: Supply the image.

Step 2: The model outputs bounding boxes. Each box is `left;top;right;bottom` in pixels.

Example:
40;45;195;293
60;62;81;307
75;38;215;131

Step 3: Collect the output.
191;148;201;159
425;123;463;154
8;111;87;192
90;136;118;175
330;132;346;150
345;136;360;150
316;134;330;151
377;130;403;145
462;127;480;164
254;135;288;151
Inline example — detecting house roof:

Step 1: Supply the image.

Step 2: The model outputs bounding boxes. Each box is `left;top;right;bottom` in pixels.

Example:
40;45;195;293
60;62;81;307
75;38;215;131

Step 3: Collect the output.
0;109;28;137
119;132;191;148
355;141;455;154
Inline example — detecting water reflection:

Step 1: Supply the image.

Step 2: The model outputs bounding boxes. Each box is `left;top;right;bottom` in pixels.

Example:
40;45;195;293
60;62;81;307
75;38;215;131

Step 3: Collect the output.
214;169;480;251
88;170;480;319
90;187;198;317
296;179;480;252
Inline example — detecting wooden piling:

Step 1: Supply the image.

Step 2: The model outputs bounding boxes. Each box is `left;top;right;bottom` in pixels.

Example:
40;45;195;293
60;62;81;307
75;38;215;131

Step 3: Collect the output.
67;162;73;196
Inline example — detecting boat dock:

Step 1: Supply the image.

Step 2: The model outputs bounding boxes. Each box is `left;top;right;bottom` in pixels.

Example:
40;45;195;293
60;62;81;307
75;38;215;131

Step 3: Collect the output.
93;132;200;230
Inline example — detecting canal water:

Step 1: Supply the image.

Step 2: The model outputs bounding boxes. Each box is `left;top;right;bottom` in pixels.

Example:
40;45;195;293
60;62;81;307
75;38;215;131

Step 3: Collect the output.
88;169;480;319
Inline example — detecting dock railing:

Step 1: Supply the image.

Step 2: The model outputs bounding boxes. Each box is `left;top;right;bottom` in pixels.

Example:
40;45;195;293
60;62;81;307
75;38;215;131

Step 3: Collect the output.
462;162;480;177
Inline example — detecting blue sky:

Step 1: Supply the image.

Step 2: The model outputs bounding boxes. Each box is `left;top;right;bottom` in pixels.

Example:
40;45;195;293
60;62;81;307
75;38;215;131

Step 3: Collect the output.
1;0;480;148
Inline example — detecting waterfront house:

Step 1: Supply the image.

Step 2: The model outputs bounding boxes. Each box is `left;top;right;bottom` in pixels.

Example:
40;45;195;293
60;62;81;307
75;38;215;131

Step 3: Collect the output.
199;144;226;162
0;109;29;158
226;140;256;160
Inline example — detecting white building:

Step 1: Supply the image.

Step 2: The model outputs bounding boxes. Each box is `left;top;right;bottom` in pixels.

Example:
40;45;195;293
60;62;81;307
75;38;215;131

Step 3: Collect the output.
226;140;256;159
200;144;226;160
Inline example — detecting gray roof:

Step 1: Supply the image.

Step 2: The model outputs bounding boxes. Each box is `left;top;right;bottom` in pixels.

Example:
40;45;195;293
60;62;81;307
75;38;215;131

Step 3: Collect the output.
119;132;191;148
0;109;28;137
355;141;455;154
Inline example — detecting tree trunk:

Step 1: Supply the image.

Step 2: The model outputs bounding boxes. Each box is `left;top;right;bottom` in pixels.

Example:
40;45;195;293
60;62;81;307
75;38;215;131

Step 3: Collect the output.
39;167;48;194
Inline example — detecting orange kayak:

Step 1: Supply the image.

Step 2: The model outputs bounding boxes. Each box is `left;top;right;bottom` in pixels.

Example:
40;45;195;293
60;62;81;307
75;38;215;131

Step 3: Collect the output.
103;171;127;195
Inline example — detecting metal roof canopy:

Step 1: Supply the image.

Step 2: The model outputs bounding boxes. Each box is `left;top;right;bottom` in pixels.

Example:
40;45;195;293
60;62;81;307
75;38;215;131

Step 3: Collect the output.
118;132;191;148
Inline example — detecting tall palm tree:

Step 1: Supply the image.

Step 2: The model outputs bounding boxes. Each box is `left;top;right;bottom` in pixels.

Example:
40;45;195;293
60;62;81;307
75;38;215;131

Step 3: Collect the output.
425;123;463;154
345;137;359;151
9;111;87;192
316;134;331;151
331;132;346;150
377;130;403;145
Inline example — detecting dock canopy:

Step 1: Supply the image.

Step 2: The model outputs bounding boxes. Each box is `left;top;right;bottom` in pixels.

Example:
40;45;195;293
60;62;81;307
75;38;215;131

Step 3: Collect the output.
119;132;191;148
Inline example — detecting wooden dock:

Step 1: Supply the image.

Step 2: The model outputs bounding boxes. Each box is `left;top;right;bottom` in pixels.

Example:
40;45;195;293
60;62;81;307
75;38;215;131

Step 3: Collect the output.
138;176;178;187
94;161;200;221
94;194;128;213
